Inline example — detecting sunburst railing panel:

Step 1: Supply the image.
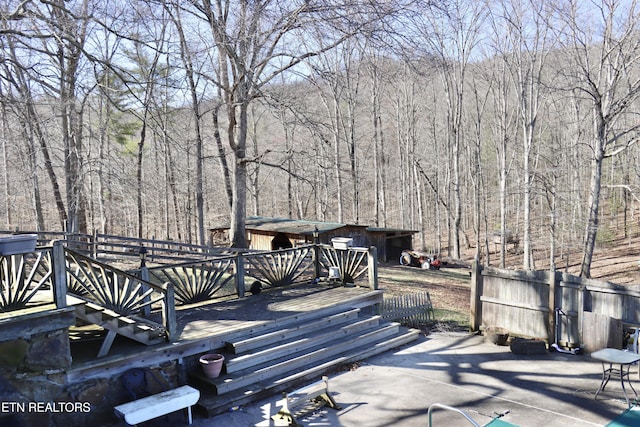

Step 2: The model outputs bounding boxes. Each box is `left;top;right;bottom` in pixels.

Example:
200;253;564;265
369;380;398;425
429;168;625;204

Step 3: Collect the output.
244;246;314;289
318;245;370;284
147;257;237;305
64;248;174;340
0;249;54;312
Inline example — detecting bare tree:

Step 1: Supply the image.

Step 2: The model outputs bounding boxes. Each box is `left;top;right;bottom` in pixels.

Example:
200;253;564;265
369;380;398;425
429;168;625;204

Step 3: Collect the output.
0;21;68;230
166;4;208;244
490;0;554;270
173;0;388;247
125;6;168;239
559;0;640;277
411;0;486;259
365;51;389;228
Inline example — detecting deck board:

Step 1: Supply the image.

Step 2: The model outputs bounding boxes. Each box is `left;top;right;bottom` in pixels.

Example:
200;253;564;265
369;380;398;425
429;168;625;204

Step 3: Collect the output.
172;285;378;341
67;283;382;380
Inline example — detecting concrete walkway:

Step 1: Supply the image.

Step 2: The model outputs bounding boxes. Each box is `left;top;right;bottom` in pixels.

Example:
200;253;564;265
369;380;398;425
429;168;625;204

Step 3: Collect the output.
179;332;636;426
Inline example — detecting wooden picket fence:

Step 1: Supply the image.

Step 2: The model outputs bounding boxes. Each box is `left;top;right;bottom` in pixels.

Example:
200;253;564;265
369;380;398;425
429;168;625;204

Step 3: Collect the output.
381;291;434;327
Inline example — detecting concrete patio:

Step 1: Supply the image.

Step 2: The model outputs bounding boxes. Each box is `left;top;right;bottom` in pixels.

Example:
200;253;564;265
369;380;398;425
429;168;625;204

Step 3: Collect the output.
179;331;636;427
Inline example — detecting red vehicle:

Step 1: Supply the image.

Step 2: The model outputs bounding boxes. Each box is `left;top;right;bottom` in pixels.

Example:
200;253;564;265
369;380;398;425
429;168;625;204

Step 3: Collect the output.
400;250;441;270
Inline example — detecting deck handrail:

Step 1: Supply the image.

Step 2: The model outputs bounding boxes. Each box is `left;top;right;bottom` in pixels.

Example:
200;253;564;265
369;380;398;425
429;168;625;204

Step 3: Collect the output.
62;248;176;341
1;238;379;331
243;245;315;289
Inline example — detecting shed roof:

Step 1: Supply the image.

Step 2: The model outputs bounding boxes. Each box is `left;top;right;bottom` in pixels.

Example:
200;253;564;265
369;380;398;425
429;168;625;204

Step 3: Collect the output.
244;216;358;235
210;216;418;236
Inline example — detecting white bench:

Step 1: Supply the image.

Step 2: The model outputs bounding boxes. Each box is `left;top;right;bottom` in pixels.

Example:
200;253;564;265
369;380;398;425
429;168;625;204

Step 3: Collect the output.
114;385;200;426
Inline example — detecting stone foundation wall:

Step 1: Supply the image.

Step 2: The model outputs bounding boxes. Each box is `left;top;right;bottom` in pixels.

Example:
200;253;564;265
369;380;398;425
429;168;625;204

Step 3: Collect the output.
0;328;72;427
52;362;178;427
0;308;180;427
1;332;178;426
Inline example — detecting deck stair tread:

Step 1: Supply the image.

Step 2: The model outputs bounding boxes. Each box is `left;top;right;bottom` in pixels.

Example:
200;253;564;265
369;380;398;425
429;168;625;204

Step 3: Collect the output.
196;290;383;347
227;308;362;354
190;321;402;395
224;314;382;373
66;294;165;347
194;327;420;417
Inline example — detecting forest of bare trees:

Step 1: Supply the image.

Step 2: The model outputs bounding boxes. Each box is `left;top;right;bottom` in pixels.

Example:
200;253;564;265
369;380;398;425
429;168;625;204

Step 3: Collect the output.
2;0;640;276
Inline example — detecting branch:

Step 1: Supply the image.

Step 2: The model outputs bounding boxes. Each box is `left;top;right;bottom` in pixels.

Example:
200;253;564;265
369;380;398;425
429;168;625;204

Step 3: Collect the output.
604;185;640;204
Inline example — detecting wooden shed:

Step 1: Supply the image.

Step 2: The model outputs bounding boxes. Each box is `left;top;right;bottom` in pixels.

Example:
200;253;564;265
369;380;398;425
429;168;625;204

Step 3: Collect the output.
210;217;417;263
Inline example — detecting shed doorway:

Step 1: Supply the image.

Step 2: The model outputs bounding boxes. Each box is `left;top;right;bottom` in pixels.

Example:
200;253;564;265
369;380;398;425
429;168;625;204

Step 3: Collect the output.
271;233;293;250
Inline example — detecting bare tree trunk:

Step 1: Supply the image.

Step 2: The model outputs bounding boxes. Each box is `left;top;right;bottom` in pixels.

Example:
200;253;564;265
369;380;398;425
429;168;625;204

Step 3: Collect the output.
165;142;182;241
230;99;249;248
0;97;11;228
250;106;263;217
581;125;605;277
212;107;233;210
136;122;147;239
372;88;381;227
371;63;387;227
4;37;68;230
51;0;90;234
332;114;344;223
18;120;45;230
172;11;204;245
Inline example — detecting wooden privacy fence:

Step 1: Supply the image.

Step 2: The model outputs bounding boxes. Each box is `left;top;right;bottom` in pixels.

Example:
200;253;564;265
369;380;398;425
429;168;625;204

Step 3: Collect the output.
381;291;434;327
470;261;640;351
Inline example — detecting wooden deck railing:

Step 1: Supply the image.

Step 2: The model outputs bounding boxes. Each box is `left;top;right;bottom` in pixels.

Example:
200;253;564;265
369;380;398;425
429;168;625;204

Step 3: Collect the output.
243;245;315;289
144;256;238;305
1;237;378;335
140;244;377;305
63;248;176;341
0;232;379;289
0;246;56;312
318;244;376;287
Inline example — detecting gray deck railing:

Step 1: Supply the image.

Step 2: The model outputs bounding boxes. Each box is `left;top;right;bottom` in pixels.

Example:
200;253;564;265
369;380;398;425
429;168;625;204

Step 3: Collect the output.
1;239;378;335
62;246;176;341
145;255;238;305
141;244;378;304
0;246;56;312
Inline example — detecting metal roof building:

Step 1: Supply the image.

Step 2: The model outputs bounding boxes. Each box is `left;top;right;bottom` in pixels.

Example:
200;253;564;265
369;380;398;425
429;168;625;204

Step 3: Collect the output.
210;216;417;263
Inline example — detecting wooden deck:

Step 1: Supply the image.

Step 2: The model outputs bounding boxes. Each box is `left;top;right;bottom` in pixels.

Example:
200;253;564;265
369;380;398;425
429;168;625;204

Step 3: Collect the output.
175;284;382;340
67;283;383;382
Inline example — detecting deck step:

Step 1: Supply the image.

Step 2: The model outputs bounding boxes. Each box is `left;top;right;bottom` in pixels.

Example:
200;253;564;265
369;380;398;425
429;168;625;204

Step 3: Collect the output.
191;322;401;395
194;327;420;417
224;314;382;373
68;295;165;349
248;289;383;332
227;308;362;354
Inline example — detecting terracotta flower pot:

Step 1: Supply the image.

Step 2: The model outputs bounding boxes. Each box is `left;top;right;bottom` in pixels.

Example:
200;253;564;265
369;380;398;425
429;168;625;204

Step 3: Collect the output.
199;353;225;378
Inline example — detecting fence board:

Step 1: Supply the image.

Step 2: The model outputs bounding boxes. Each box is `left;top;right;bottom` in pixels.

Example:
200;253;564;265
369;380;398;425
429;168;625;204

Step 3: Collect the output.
381;292;434;326
472;262;640;349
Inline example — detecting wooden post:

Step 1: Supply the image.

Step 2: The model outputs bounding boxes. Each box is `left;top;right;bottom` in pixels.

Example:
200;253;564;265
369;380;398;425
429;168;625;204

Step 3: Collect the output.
163;283;177;342
313;244;321;280
368;246;378;290
235;253;245;298
547;263;557;345
469;260;482;331
92;229;98;258
578;280;585;350
140;266;151;317
52;240;67;309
